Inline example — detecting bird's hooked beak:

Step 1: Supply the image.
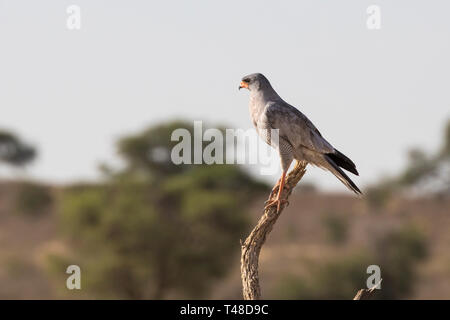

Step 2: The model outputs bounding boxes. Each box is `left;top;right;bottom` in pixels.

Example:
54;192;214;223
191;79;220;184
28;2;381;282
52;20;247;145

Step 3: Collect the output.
239;81;249;90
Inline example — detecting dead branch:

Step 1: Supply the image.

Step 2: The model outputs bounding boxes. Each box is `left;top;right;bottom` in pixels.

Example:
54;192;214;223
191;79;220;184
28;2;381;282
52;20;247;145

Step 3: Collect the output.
240;160;308;300
353;279;382;300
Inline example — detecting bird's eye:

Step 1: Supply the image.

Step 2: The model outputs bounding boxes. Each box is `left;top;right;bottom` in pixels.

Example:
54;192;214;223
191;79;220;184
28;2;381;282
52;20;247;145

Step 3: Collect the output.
243;78;251;83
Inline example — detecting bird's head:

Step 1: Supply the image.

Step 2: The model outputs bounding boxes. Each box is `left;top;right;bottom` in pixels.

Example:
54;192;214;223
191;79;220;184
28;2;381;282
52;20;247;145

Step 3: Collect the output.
239;73;270;92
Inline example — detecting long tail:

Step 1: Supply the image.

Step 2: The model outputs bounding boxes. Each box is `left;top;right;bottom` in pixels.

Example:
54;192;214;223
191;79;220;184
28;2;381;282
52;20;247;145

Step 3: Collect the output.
326;149;359;175
323;154;362;195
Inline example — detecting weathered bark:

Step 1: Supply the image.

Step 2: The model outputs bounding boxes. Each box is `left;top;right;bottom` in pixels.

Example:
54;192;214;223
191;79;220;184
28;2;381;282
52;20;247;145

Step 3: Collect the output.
353;280;382;300
240;160;308;300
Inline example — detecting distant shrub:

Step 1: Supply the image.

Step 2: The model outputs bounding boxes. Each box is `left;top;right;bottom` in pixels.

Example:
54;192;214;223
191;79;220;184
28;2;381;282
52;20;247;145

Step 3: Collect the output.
275;254;370;299
321;213;349;245
273;224;428;300
14;182;53;216
375;224;428;299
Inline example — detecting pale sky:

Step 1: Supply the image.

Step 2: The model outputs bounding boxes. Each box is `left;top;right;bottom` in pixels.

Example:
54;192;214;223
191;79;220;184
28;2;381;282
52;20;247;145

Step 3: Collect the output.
1;0;449;191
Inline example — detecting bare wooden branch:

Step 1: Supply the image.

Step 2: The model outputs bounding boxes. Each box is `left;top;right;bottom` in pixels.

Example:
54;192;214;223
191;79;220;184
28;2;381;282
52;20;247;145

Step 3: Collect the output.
353;279;382;300
240;160;308;300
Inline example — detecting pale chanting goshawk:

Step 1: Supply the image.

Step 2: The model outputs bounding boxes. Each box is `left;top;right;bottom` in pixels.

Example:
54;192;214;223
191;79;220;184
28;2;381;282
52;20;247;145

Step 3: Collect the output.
239;73;361;212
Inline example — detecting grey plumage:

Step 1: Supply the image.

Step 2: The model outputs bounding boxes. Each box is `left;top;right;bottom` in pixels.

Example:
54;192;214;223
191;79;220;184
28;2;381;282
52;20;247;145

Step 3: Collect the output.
240;73;361;195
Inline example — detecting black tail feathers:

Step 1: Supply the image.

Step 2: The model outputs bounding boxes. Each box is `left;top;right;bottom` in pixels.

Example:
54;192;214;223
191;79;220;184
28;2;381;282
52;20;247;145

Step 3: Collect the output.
324;154;362;195
326;149;359;176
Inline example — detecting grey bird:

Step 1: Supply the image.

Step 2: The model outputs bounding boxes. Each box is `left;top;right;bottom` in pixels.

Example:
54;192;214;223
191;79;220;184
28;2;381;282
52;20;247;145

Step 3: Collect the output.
239;73;361;211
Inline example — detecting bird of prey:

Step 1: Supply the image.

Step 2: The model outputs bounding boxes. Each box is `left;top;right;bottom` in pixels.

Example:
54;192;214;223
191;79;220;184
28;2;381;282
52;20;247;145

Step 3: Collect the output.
239;73;361;212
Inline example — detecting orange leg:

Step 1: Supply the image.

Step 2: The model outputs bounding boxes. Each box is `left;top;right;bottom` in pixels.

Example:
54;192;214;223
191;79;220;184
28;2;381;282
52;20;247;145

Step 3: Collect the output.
271;177;281;193
264;171;289;212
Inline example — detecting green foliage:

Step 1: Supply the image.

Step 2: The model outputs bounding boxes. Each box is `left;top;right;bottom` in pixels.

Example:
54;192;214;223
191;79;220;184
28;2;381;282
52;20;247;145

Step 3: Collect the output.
59;183;157;298
0;131;36;167
275;254;370;299
117;121;229;178
274;224;428;300
398;149;437;187
117;122;187;177
375;225;428;299
57;121;266;299
14;182;53;217
60;177;252;298
162;165;267;199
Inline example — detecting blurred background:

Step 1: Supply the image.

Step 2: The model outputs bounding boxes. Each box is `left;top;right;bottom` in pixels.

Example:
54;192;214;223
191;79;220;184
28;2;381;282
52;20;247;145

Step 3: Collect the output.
0;0;449;299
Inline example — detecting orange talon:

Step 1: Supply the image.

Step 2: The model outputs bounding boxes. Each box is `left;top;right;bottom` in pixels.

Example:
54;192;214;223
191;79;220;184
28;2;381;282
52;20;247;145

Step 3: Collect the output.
264;198;289;212
264;171;288;212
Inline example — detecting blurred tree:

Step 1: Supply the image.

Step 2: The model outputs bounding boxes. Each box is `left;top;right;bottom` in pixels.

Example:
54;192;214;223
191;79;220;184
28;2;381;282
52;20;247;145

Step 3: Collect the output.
57;121;267;299
398;148;438;187
117;121;190;178
398;119;450;193
367;118;450;207
0;131;36;167
275;254;370;300
117;121;228;179
273;224;428;299
374;224;428;299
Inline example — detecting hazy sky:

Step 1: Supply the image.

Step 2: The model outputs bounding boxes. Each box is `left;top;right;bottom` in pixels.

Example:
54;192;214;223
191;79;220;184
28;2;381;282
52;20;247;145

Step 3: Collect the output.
1;1;449;191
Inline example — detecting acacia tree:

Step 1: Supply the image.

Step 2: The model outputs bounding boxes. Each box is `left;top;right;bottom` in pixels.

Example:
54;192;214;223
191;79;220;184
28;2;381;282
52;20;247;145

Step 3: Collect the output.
397;119;450;192
58;121;267;299
367;119;450;207
0;131;36;167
